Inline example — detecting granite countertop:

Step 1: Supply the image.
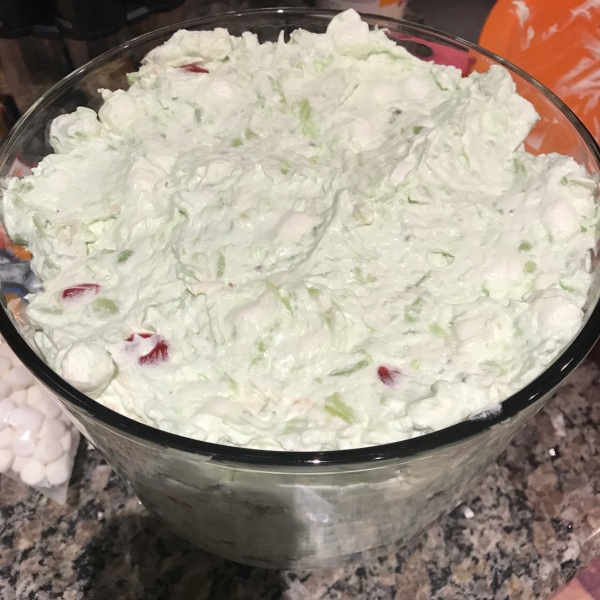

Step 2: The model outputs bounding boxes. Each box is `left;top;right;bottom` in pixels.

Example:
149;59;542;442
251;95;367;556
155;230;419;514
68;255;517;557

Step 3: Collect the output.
1;359;600;599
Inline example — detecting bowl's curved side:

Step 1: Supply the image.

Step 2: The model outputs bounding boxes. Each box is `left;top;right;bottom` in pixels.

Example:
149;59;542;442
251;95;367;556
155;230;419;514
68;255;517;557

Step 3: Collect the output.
67;378;548;569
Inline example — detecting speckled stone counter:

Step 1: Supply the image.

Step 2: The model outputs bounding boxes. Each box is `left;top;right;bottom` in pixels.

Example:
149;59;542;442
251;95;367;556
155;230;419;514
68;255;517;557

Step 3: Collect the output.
1;359;600;600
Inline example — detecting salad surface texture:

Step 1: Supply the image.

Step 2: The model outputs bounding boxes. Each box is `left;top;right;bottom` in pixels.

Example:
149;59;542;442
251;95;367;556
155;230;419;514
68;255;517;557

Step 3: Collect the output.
3;10;598;450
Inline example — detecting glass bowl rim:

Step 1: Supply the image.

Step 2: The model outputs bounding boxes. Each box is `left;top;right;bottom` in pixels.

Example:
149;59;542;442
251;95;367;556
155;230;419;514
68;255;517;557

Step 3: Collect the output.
1;7;599;468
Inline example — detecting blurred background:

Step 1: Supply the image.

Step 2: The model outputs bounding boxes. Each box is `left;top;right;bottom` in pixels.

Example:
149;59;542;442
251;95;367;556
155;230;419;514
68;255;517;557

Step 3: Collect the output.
0;0;498;138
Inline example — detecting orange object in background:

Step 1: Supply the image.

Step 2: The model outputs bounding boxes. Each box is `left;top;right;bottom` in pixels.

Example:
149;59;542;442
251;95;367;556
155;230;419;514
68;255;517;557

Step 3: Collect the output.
479;0;600;145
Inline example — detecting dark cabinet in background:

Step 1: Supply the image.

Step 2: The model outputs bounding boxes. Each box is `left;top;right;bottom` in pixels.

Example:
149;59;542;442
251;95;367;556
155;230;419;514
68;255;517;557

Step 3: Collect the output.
0;0;496;124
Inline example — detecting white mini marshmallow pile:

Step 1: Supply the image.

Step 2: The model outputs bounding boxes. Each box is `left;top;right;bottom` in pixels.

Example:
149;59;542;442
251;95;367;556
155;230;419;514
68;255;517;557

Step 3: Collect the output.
0;341;79;493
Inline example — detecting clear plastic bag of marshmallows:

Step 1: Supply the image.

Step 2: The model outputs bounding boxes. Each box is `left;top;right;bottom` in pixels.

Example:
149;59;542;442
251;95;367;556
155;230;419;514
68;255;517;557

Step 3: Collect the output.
0;340;80;503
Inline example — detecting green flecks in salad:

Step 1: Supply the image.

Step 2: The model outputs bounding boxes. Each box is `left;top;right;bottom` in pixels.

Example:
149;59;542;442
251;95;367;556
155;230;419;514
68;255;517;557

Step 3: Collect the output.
405;298;423;323
217;252;226;279
283;418;306;433
518;241;532;252
298;98;319;139
92;298;118;316
329;356;371;377
428;323;446;338
559;281;577;293
266;281;293;314
251;340;267;365
524;261;537;274
324;393;356;425
280;158;291;175
353;266;376;284
117;250;133;263
323;307;336;329
481;360;507;377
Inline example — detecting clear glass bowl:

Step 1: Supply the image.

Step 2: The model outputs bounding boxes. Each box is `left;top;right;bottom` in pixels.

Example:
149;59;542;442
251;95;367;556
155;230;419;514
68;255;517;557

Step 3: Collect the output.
1;8;599;569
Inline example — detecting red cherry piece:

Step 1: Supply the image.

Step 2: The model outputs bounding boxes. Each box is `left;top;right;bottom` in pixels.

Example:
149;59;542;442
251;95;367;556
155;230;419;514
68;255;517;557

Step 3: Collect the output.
126;333;168;365
378;366;401;386
139;339;169;365
61;283;100;300
126;333;153;342
180;63;209;74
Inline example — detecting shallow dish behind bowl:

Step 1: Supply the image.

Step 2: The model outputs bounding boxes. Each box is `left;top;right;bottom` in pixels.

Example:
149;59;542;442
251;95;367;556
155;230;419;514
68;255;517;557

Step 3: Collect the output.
0;9;599;569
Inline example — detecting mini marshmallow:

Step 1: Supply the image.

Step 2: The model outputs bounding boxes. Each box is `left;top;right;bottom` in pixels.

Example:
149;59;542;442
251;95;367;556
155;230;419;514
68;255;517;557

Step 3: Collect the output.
20;459;46;486
0;448;13;473
0;355;12;377
39;418;66;440
12;429;36;457
9;390;28;405
11;455;26;473
46;454;70;485
0;398;16;424
33;438;64;464
3;366;35;391
0;426;15;449
37;395;62;420
0;380;11;401
27;385;48;407
58;431;72;453
8;406;44;433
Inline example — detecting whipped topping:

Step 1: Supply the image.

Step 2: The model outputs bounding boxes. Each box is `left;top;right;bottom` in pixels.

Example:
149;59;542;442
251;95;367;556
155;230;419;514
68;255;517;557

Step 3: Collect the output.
2;10;598;450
